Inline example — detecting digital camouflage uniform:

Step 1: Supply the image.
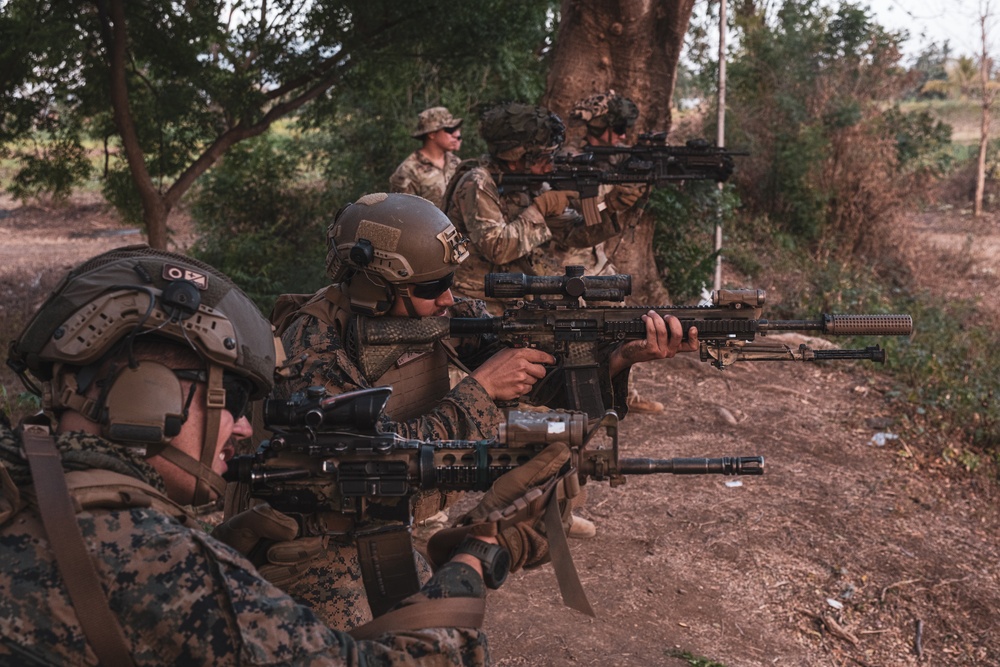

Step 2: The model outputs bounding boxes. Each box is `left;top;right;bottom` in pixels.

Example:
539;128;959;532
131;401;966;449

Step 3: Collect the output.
445;157;622;312
260;291;502;629
0;422;489;666
389;151;462;209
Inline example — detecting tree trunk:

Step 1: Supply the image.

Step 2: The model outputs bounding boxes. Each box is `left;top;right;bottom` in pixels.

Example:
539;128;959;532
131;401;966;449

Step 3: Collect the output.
543;0;695;302
100;0;353;249
975;6;992;218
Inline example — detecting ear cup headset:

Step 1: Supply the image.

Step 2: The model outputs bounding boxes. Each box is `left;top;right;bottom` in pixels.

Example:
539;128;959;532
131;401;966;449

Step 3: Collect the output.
8;245;277;506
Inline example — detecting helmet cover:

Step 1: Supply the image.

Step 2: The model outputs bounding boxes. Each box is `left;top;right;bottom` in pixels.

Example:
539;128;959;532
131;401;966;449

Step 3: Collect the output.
480;102;565;162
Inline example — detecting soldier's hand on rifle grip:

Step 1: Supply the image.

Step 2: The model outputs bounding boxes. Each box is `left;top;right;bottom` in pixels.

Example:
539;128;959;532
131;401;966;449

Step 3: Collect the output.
470;347;556;401
606;183;644;211
531;189;579;218
609;311;700;376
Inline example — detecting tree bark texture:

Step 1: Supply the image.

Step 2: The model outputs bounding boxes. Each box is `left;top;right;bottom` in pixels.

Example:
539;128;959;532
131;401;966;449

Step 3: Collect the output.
543;0;695;302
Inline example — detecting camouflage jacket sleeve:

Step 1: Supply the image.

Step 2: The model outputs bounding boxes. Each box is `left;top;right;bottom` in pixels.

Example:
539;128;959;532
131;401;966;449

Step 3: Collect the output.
0;479;489;666
451;166;552;265
278;313;503;441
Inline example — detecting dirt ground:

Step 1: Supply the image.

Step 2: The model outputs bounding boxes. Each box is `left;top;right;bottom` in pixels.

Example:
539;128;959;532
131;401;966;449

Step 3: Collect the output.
1;195;998;666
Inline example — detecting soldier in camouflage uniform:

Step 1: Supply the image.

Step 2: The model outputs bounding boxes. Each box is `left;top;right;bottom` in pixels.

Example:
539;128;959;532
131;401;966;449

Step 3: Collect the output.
0;245;557;665
443;102;639;313
564;90;664;415
253;193;558;629
390;106;464;209
557;90;644;277
251;192;693;628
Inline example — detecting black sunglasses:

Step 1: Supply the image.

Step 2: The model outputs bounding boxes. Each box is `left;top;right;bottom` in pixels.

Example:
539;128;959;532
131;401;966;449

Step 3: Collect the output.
443;126;462;135
611;122;629;135
409;272;455;299
174;370;253;421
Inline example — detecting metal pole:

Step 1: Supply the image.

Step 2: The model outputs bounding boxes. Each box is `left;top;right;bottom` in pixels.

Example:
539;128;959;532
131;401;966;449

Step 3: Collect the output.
714;0;727;292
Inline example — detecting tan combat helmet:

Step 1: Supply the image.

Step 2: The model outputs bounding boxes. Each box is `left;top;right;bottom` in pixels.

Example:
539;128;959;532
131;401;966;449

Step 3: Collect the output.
412;106;463;138
326;193;470;316
7;244;278;506
570;90;640;137
480;102;565;163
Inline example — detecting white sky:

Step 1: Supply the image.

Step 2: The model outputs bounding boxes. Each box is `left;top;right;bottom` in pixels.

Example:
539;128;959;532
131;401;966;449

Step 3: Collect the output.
864;0;995;60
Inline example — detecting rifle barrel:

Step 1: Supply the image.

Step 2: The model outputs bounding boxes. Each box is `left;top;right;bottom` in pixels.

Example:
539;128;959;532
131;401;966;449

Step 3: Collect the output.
617;456;764;476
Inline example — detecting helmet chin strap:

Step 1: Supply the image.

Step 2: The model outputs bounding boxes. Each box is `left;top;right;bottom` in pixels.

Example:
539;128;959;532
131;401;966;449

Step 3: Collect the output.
154;363;227;507
397;285;420;318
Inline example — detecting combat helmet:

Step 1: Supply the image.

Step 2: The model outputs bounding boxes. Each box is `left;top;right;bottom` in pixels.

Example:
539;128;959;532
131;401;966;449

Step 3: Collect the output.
480;102;565;163
7;244;279;506
570;90;639;137
326;193;470;316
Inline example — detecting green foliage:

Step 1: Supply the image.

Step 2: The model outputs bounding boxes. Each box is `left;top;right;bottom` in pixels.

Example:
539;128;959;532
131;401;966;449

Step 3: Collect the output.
905;41;952;100
101;162;145;227
1;0;555;237
300;0;556;201
717;0;915;257
0;384;41;426
881;106;953;176
648;181;738;302
189;134;335;314
5;135;92;204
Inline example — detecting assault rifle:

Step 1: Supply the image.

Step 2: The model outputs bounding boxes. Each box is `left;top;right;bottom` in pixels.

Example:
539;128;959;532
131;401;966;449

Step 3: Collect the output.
496;136;746;225
224;386;762;615
353;267;914;419
225;385;761;518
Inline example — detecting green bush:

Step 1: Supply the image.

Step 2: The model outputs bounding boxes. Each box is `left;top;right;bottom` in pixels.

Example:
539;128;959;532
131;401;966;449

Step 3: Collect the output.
648;181;739;302
189;133;335;314
881;106;953;177
6;136;92;204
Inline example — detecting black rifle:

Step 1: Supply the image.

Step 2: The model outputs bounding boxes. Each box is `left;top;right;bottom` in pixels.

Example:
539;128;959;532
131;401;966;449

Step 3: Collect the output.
353;267;913;419
225;386;761;522
496;136;746;224
225;386;762;616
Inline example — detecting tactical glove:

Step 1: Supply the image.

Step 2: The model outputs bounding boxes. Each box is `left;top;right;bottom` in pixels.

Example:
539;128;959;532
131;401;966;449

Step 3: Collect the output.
427;442;572;572
532;190;579;218
212;503;325;588
606;183;645;211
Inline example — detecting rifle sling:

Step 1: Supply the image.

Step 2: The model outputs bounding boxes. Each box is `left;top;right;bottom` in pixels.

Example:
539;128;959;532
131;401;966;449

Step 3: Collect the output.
357;526;422;618
21;426;137;667
349;595;485;641
542;480;595;617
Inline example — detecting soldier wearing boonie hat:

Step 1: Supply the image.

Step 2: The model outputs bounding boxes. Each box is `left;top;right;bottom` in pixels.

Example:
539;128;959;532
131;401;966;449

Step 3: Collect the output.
390;106;464;209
